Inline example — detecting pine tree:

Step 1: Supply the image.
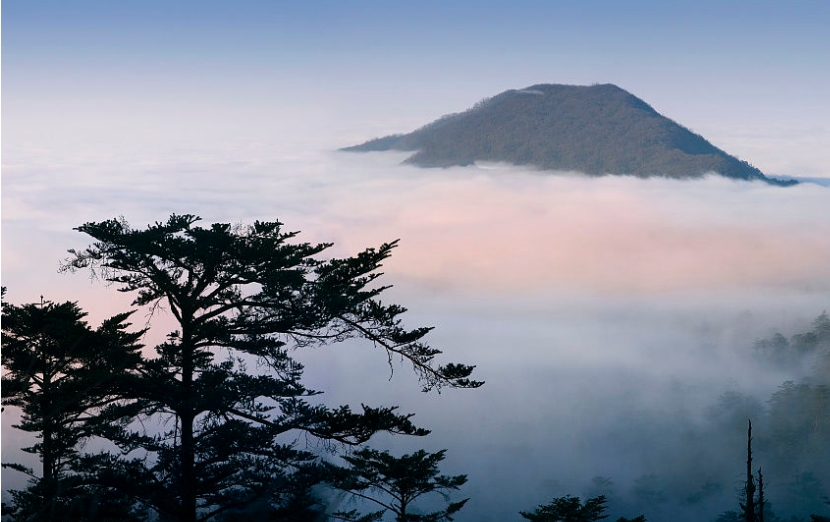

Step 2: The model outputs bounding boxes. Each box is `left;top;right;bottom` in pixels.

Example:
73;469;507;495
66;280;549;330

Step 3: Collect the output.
327;448;468;522
62;214;481;522
1;298;144;521
519;495;610;522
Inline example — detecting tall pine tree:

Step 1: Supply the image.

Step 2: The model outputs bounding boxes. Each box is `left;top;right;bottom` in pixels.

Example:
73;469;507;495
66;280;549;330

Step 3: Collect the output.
63;214;481;522
1;298;144;521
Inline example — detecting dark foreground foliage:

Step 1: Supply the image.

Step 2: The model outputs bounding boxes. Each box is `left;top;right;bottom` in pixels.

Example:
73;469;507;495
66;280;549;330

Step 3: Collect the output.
327;448;468;522
3;215;480;522
1;298;145;522
519;494;645;522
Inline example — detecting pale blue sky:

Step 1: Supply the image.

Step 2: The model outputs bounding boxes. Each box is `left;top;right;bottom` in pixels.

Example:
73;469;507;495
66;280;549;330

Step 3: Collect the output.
4;0;830;177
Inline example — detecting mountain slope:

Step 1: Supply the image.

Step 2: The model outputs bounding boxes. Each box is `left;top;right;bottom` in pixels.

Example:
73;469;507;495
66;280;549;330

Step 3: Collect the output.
343;84;794;185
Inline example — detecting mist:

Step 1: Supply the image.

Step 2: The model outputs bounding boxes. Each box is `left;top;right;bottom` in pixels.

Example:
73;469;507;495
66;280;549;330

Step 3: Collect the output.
3;132;830;520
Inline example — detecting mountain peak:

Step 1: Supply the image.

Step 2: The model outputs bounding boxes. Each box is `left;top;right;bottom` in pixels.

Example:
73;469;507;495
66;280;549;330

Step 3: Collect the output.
343;83;794;186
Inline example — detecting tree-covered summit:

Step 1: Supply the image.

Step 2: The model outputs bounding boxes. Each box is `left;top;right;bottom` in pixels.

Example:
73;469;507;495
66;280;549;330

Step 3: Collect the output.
343;83;795;186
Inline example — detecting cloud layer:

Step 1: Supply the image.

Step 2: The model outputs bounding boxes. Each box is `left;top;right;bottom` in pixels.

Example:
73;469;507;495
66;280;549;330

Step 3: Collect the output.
3;144;829;520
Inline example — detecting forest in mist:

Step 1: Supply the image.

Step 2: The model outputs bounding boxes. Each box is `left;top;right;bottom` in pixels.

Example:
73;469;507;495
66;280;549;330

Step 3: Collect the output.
5;2;830;521
3;146;830;522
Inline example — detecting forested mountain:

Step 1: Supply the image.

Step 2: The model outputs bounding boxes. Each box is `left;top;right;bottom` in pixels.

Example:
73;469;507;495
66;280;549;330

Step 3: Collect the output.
343;83;796;185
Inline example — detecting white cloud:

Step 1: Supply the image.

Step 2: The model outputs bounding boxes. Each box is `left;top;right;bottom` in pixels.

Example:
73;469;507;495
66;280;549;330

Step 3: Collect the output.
3;143;829;518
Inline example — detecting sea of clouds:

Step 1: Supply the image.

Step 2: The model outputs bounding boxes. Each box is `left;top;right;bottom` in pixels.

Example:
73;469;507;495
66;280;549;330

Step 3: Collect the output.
3;137;829;520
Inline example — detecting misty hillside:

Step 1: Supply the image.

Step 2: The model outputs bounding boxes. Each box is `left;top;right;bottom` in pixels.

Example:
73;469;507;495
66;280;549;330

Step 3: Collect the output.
343;83;795;185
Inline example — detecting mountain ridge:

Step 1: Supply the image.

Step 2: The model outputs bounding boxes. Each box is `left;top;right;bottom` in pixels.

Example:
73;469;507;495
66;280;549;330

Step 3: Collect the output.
343;83;795;186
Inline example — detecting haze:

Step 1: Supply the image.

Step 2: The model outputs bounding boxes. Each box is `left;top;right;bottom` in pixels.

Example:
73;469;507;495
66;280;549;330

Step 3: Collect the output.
3;2;830;521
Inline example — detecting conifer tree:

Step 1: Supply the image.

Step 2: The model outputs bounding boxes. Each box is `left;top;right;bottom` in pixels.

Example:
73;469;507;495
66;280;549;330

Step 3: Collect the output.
519;495;609;522
1;298;144;521
327;448;468;522
63;214;481;522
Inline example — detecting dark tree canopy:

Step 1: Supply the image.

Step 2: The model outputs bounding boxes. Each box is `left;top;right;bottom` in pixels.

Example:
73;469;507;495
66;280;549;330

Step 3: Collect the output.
520;495;610;522
327;448;468;522
59;214;481;522
1;299;144;522
64;214;480;391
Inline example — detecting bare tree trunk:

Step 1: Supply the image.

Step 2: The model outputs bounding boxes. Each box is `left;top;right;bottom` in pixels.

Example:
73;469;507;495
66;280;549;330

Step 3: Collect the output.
742;420;756;522
181;321;197;522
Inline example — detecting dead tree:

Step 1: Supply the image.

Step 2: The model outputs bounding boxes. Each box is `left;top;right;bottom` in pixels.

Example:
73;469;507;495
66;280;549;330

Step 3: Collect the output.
740;420;757;522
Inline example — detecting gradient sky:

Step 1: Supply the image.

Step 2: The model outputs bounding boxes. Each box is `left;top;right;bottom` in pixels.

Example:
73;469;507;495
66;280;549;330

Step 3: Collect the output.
4;0;830;177
3;2;830;520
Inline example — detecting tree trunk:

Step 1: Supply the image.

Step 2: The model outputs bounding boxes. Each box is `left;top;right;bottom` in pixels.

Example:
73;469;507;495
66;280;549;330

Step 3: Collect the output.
41;333;57;522
743;420;756;522
398;499;408;522
181;319;197;522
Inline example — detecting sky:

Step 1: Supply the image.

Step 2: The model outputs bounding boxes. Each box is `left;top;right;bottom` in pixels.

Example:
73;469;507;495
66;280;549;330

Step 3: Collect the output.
3;2;830;520
4;0;830;178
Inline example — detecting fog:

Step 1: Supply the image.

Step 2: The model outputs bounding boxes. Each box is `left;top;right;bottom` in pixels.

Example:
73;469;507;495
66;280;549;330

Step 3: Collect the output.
3;140;830;520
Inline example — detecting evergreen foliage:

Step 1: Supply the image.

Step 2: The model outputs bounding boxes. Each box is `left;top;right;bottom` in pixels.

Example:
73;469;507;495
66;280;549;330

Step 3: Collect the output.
326;448;468;522
1;299;145;521
55;214;480;522
518;494;645;522
754;312;830;372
